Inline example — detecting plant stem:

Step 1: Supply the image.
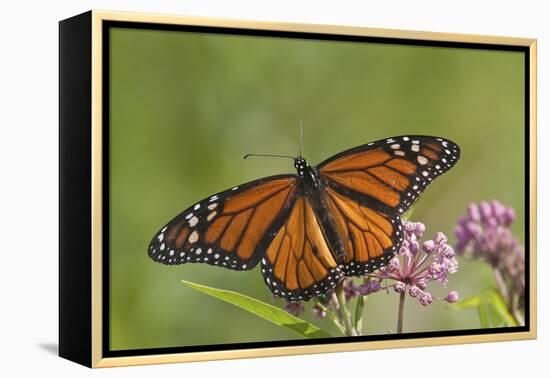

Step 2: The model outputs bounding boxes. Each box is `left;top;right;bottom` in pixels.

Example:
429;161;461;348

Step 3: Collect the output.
335;282;356;336
354;295;365;335
493;268;509;304
397;291;406;334
493;268;523;326
315;302;346;335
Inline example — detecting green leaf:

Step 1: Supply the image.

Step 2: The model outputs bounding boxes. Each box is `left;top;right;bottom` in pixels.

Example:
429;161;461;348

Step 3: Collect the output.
313;300;346;335
477;298;491;328
455;294;481;309
181;280;332;339
455;289;517;328
483;289;518;327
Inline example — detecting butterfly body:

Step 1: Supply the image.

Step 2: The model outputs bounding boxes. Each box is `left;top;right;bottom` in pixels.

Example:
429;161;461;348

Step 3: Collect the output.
294;158;348;262
148;135;460;302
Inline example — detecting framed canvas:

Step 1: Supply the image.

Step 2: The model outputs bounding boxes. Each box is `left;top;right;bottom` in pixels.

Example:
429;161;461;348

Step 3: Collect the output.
59;10;537;368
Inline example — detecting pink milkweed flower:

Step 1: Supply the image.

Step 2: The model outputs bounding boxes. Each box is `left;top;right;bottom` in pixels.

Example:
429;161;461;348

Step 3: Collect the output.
369;221;459;306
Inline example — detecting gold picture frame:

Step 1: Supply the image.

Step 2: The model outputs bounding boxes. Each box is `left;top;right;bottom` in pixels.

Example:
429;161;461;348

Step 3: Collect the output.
59;9;537;368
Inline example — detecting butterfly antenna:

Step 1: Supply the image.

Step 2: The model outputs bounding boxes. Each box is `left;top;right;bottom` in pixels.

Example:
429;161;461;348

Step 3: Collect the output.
299;120;303;158
243;153;295;160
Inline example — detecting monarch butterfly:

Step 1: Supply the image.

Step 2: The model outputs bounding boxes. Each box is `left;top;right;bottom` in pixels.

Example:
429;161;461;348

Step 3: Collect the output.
148;135;460;302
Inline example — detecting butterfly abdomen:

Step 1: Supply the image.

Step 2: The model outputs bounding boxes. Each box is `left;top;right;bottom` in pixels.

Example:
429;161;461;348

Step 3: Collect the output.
301;166;348;263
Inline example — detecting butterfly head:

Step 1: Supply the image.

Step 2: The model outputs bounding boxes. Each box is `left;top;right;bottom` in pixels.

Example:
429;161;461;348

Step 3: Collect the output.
294;157;310;178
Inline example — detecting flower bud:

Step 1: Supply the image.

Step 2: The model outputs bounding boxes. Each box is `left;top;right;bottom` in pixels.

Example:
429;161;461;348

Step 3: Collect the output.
466;221;482;238
419;292;433;306
369;280;381;293
404;222;416;234
467;204;481;222
414;222;426;238
422;240;435;253
441;244;455;259
394;281;406;293
312;304;327;318
284;302;304;316
409;240;420;255
479;201;492;220
435;232;448;244
445;291;459;303
389;257;401;271
491;200;505;221
503;207;516;226
416;278;427;290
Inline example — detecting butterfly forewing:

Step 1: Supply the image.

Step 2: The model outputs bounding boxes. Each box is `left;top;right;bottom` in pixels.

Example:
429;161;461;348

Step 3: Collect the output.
148;175;297;271
318;135;460;215
260;195;344;302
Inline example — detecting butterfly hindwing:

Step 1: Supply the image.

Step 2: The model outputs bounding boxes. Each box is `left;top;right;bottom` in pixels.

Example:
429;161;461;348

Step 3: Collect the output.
323;187;403;276
260;195;344;302
318;135;461;216
148;175;297;271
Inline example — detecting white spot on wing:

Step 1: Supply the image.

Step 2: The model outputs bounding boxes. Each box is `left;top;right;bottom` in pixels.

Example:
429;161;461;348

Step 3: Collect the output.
189;216;199;227
208;203;217;210
188;231;199;243
207;211;217;222
417;155;428;165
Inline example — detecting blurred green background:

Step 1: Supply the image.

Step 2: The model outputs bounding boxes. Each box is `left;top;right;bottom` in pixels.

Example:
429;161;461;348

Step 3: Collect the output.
108;27;525;351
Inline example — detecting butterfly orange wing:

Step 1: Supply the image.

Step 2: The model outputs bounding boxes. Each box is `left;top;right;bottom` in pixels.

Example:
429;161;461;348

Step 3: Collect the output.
318;136;460;216
322;187;402;276
261;195;344;302
318;136;460;275
148;175;297;270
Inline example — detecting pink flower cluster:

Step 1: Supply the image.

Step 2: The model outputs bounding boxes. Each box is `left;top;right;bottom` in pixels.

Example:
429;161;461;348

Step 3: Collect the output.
374;221;459;306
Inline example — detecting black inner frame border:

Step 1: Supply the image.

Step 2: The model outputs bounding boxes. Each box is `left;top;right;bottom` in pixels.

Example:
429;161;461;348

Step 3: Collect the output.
101;20;531;358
